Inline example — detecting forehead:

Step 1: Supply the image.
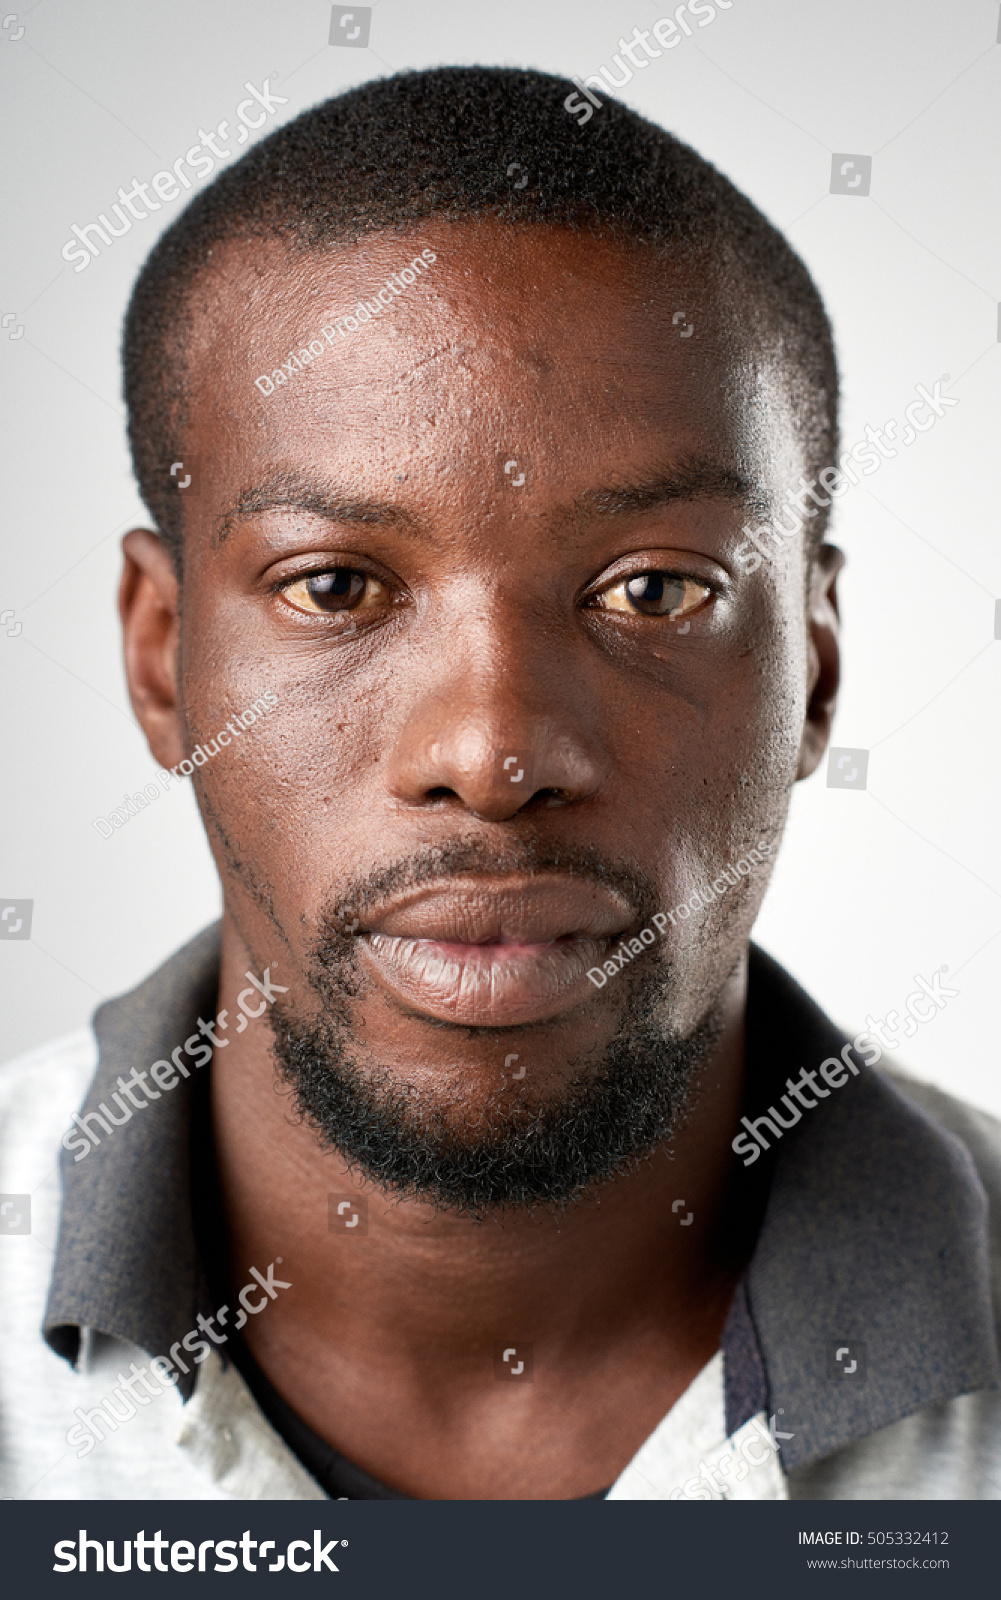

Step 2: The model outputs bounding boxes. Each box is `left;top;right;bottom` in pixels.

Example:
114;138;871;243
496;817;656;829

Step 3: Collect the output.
180;219;804;522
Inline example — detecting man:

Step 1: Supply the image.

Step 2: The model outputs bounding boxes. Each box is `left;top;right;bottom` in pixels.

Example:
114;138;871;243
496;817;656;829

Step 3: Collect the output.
2;66;998;1503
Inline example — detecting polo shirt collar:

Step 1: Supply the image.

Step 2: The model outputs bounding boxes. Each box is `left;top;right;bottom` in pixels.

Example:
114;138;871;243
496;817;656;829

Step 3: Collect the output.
44;922;221;1398
44;926;999;1465
741;951;999;1468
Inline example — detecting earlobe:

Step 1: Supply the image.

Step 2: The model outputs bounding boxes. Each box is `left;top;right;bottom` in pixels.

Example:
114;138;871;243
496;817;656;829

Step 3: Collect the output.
119;529;186;770
796;543;844;782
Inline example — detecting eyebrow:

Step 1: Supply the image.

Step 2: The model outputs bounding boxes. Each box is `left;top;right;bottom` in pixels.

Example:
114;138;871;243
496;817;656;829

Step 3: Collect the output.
213;471;423;546
214;455;765;547
556;456;766;528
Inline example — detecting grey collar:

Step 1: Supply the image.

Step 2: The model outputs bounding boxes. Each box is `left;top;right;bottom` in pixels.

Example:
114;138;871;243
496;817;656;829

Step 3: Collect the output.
742;955;998;1468
44;926;998;1467
44;923;221;1398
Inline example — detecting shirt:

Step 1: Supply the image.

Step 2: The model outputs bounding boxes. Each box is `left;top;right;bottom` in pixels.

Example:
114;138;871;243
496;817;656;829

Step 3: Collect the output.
1;924;999;1500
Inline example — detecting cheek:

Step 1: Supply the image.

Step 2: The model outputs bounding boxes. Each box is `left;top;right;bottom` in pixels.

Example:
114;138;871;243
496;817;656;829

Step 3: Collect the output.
628;620;807;888
180;622;395;911
195;690;373;811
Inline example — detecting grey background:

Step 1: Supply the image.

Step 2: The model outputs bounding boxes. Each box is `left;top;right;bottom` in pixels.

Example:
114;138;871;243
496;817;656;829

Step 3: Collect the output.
2;0;999;1113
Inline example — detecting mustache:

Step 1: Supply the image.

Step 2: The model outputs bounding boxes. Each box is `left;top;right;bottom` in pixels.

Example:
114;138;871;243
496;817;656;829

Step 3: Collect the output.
314;834;661;951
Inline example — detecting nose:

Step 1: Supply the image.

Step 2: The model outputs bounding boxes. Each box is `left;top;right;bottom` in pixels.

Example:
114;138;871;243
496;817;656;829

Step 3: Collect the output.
386;649;608;823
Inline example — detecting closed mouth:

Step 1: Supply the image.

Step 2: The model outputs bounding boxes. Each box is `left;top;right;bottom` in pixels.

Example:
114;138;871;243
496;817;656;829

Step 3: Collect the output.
355;875;635;1025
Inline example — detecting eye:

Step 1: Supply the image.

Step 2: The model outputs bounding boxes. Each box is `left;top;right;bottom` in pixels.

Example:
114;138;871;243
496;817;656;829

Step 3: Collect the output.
280;568;389;616
591;572;712;619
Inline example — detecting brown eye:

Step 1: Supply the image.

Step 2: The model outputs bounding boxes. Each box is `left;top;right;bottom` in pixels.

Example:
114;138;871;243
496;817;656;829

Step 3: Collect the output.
593;572;711;620
623;574;684;616
282;569;388;616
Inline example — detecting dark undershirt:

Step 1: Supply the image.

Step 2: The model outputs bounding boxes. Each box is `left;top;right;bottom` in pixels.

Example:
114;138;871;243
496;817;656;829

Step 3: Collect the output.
190;1070;608;1500
226;1333;417;1500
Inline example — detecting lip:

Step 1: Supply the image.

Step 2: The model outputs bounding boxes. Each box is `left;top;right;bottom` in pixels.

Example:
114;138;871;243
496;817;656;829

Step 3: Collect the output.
356;876;634;1026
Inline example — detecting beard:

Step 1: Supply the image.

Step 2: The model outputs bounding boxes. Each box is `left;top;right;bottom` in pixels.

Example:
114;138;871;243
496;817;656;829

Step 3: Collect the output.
267;837;725;1215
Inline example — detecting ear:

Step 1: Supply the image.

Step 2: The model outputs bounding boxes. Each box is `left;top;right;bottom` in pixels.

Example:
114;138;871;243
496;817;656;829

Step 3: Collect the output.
796;543;844;782
119;529;187;771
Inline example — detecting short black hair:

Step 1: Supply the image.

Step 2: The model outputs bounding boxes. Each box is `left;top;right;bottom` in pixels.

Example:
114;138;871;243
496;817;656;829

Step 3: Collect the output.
123;65;838;569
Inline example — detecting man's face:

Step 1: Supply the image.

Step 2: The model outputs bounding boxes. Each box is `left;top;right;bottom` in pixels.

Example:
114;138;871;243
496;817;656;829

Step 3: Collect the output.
133;220;837;1203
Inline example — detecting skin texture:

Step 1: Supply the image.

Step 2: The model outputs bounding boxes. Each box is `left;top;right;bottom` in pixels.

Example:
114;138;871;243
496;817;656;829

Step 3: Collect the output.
119;218;842;1498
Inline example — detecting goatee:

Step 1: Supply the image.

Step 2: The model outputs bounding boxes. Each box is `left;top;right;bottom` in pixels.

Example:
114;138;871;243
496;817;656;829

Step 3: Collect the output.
267;839;724;1215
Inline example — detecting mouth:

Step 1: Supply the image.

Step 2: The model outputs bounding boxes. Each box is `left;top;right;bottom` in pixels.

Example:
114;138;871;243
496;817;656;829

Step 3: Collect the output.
354;876;636;1026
